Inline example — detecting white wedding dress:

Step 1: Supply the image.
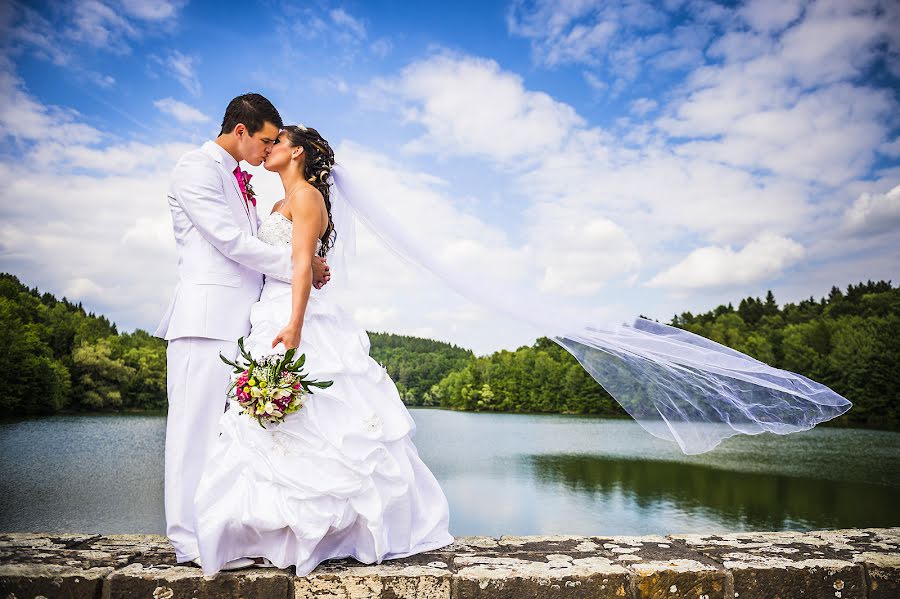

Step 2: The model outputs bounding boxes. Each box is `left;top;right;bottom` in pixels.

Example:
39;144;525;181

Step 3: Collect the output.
192;211;455;576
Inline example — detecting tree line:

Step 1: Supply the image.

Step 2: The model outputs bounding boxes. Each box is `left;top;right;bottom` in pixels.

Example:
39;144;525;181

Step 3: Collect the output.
0;273;166;414
2;272;896;430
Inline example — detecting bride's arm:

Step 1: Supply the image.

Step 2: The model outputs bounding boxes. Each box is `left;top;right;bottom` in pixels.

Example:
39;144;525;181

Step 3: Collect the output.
271;188;324;350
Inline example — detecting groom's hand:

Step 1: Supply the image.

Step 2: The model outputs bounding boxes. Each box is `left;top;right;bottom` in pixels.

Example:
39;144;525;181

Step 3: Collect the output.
312;256;330;289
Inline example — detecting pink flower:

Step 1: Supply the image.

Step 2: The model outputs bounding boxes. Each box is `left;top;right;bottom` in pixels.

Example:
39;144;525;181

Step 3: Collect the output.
242;170;253;183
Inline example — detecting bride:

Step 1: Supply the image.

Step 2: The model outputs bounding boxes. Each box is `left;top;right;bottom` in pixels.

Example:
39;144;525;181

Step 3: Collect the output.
192;125;454;575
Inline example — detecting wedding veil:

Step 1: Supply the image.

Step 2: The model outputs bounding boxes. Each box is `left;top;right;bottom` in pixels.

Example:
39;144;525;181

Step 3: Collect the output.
325;163;852;455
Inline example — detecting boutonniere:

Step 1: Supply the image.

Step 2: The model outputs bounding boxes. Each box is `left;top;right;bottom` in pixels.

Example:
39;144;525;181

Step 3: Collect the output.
242;170;257;206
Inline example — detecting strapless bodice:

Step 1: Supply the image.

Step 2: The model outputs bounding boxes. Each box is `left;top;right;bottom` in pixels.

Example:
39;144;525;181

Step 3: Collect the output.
258;211;323;251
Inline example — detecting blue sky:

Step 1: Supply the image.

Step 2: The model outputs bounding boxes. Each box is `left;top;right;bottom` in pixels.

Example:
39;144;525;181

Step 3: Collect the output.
1;0;899;355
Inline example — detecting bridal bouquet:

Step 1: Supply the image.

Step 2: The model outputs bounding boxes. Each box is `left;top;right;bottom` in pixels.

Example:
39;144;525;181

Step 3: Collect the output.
220;337;333;428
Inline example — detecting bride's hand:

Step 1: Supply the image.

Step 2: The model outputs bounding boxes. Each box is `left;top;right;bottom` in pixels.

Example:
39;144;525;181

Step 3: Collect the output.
272;324;302;350
312;256;330;289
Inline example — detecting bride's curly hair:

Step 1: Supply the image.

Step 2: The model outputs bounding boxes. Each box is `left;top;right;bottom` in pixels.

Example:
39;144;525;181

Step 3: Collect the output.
284;125;336;257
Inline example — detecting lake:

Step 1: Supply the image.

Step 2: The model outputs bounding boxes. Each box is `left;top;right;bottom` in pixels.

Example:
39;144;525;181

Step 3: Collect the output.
1;408;897;537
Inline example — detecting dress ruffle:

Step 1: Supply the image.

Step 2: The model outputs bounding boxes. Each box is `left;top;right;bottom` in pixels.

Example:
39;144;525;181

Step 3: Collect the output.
193;279;454;576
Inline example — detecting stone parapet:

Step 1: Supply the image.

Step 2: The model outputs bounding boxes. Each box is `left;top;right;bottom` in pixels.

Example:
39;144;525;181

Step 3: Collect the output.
1;528;897;598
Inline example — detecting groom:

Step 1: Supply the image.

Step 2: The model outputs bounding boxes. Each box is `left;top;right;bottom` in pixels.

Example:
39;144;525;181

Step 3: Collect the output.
153;93;330;568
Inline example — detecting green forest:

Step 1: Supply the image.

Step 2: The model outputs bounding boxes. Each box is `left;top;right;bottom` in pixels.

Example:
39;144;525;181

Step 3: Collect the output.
2;272;896;430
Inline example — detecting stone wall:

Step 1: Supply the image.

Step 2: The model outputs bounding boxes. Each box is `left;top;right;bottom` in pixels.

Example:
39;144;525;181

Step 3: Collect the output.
1;528;897;598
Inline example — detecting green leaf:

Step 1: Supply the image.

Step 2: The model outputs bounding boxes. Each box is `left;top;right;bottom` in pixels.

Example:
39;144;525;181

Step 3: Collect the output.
238;337;254;364
307;379;334;388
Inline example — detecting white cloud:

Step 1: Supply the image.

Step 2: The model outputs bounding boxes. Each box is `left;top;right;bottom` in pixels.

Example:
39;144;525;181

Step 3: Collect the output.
0;163;183;330
330;8;366;41
707;31;773;62
879;137;900;158
63;0;184;53
165;50;201;95
629;97;657;116
535;214;642;296
353;306;399;327
370;38;392;58
64;277;105;302
1;2;72;66
842;184;900;237
542;20;617;67
67;1;137;51
121;0;185;21
583;71;607;95
738;0;806;33
646;233;806;291
0;58;103;142
154;97;209;124
2;0;185;91
507;0;708;92
364;53;585;164
0;59;191;330
358;47;894;314
664;83;893;186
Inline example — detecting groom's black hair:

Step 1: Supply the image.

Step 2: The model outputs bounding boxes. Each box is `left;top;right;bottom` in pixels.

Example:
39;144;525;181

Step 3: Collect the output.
219;93;283;136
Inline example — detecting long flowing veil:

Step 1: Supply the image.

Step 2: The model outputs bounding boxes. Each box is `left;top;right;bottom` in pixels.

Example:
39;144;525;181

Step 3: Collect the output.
326;162;852;455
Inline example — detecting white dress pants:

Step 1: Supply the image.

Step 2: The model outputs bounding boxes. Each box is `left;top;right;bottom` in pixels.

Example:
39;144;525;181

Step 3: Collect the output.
164;336;238;563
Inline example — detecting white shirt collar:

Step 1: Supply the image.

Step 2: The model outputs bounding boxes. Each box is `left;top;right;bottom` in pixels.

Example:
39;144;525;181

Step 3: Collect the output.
204;140;239;174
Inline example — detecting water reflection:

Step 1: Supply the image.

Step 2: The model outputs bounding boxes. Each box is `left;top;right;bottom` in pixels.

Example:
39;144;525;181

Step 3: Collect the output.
522;453;900;532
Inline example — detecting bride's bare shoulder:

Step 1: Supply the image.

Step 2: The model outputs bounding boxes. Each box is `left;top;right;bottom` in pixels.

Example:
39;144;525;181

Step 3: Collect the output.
271;198;286;214
285;185;324;213
283;185;325;223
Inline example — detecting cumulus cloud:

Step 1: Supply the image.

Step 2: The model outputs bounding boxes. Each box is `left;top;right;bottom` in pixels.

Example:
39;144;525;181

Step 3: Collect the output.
358;33;895;313
646;234;806;291
362;53;584;164
526;206;642;296
364;52;816;243
154;97;210;124
842;185;900;237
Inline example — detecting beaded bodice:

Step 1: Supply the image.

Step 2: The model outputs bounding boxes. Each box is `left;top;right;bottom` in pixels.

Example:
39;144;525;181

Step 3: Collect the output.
258;211;323;251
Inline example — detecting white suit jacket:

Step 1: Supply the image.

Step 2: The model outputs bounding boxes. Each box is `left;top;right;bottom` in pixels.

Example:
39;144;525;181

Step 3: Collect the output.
154;141;293;342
